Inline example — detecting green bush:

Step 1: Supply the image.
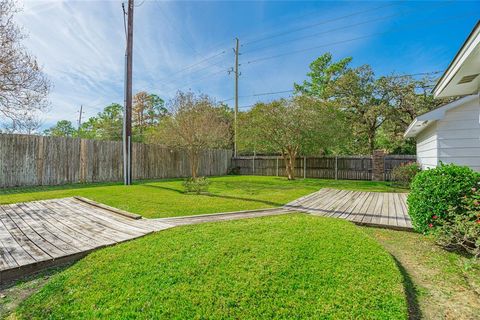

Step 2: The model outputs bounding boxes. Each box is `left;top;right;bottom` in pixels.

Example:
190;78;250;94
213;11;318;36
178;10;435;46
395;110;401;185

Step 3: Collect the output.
407;163;480;234
391;162;421;187
183;177;210;194
435;189;480;257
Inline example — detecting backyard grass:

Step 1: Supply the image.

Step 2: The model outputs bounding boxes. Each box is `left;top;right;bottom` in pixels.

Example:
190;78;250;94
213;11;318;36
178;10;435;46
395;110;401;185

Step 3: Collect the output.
11;214;407;319
365;227;480;319
0;176;405;218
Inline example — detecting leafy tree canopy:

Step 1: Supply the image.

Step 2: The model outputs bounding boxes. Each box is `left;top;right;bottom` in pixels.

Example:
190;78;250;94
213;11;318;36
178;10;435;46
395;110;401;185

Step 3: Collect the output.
43;120;76;137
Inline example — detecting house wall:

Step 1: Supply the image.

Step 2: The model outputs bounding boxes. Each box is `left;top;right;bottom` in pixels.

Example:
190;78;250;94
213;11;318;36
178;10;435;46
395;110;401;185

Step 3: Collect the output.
416;122;438;169
436;96;480;171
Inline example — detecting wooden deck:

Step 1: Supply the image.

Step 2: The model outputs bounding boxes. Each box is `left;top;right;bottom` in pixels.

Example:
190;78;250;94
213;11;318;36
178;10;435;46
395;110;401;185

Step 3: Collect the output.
156;207;292;226
284;188;412;230
0;197;172;284
1;189;411;284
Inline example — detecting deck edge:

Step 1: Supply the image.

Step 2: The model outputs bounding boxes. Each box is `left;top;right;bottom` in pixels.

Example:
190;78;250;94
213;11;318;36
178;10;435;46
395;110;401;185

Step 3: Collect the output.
73;197;142;220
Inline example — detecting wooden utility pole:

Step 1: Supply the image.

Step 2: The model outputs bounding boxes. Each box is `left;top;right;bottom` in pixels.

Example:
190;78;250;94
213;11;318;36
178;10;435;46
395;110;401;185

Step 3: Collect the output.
77;105;83;130
233;37;239;157
123;0;134;185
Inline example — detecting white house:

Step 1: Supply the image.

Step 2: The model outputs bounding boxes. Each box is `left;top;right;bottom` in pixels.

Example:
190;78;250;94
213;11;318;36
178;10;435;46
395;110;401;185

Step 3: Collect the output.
405;21;480;171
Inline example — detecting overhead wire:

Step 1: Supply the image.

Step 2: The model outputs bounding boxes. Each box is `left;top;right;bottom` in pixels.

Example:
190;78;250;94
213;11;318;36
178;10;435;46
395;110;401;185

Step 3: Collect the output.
245;13;474;65
242;2;397;46
242;1;453;54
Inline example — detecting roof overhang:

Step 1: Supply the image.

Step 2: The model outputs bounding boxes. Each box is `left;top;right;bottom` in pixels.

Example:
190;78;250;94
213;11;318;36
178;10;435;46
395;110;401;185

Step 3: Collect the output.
404;119;431;138
433;21;480;98
404;95;478;138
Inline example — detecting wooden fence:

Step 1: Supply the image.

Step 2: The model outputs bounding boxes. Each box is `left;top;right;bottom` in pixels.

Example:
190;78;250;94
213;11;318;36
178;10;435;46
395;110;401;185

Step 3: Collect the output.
231;155;416;181
0;134;232;188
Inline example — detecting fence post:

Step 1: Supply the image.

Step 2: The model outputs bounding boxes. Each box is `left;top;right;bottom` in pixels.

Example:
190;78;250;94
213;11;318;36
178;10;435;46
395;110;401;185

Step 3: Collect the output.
276;157;279;176
303;156;306;179
372;150;386;181
36;136;44;185
335;156;338;180
252;154;255;175
79;139;87;183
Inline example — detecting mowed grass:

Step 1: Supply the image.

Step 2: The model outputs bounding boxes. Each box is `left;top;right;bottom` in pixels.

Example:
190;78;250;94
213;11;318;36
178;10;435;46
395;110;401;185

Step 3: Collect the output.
12;215;407;319
0;176;405;218
365;227;480;319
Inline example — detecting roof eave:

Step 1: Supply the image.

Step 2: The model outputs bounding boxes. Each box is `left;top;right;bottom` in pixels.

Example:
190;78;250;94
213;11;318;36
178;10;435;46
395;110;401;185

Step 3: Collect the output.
433;20;480;98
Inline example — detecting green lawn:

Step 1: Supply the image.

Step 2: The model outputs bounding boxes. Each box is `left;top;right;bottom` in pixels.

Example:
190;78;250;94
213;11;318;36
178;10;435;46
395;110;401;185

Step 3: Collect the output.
365;227;480;319
0;176;405;218
12;215;407;319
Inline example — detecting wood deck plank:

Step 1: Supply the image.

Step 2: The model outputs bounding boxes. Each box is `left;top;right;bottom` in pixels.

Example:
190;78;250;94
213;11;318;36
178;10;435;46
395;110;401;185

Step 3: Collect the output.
327;190;355;218
309;190;349;216
20;202;95;252
305;189;344;214
62;201;149;238
10;204;80;256
4;204;68;258
40;200;124;244
70;199;157;233
0;206;51;262
26;201;112;249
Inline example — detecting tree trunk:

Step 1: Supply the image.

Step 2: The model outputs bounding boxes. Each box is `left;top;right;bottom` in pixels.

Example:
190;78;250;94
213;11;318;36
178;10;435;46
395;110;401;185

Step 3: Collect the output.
190;150;199;179
368;134;375;155
283;148;297;180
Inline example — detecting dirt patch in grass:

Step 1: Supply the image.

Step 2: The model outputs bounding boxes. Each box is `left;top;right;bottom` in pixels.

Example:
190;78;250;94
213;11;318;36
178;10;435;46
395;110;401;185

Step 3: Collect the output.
364;227;480;320
0;265;70;319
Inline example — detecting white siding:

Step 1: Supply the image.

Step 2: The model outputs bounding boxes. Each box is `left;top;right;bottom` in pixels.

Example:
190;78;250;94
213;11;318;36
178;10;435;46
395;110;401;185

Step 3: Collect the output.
416;122;438;169
436;96;480;171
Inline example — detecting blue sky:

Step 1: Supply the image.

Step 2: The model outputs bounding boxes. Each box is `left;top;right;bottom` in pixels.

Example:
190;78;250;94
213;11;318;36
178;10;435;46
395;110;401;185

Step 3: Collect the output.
15;0;480;128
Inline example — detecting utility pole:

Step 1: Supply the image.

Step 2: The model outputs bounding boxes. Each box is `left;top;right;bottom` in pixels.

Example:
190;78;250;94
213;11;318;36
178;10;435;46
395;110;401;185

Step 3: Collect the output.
233;37;239;157
123;0;134;185
77;105;83;130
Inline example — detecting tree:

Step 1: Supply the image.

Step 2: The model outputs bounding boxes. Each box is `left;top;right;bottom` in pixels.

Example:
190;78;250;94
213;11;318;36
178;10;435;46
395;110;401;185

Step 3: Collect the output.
79;103;123;141
44;120;76;137
0;0;50;132
294;52;351;99
151;91;231;178
133;91;166;139
242;96;347;180
330;65;387;155
376;75;453;153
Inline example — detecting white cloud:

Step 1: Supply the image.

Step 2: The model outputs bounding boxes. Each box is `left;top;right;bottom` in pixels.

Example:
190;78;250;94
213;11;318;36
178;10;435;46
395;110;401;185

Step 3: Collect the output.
13;0;395;127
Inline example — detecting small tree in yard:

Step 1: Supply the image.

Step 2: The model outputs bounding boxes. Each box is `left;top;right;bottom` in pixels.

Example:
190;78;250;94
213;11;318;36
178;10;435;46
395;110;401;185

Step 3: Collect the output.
152;91;231;179
244;96;346;180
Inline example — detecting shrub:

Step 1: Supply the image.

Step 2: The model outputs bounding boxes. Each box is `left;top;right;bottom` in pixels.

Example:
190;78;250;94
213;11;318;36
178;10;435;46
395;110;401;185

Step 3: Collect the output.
407;163;480;234
228;166;241;175
183;177;210;194
391;162;421;187
435;190;480;258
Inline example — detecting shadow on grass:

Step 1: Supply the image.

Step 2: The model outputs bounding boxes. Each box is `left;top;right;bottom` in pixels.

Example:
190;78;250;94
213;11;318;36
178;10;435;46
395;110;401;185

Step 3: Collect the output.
141;184;184;194
204;193;283;207
142;184;283;207
391;255;422;320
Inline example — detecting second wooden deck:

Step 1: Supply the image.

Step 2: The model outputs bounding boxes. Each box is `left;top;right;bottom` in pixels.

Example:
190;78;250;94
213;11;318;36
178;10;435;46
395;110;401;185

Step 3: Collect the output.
285;188;412;230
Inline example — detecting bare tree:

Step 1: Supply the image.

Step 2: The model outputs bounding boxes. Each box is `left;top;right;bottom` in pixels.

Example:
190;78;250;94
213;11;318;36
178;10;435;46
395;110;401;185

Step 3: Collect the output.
0;0;50;132
151;91;231;178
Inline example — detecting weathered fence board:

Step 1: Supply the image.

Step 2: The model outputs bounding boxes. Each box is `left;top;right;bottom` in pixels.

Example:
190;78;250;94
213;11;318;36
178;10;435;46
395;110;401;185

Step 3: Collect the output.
232;155;415;181
0;134;232;188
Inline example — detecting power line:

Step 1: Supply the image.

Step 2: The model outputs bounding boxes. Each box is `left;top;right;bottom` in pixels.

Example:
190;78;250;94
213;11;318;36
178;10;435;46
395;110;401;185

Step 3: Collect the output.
242;2;397;47
220;89;294;103
245;13;474;65
157;50;227;82
243;1;452;54
166;68;230;96
221;71;442;103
